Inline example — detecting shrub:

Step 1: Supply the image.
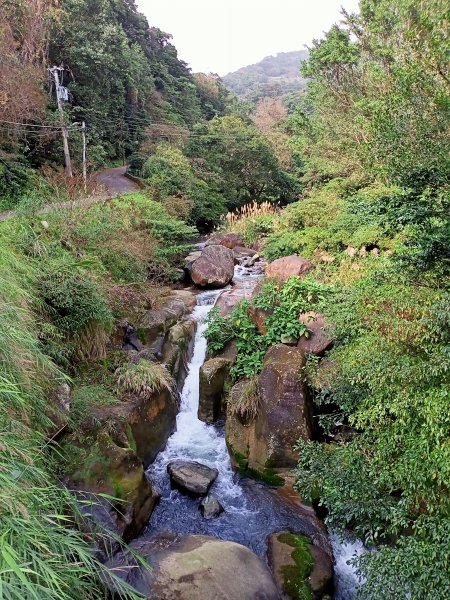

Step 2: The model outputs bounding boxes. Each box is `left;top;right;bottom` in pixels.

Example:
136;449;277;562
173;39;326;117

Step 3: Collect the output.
205;277;331;379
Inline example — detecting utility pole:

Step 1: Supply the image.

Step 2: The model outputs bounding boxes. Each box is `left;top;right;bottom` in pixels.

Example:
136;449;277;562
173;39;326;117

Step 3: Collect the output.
49;66;73;177
81;121;87;193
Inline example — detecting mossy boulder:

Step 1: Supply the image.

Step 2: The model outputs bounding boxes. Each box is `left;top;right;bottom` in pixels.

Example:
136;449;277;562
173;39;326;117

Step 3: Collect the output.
225;380;284;487
255;345;312;468
66;430;159;545
268;531;333;600
135;290;196;348
104;532;279;599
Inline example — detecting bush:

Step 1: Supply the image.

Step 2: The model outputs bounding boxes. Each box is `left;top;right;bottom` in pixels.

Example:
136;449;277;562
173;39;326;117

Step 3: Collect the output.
205;276;331;379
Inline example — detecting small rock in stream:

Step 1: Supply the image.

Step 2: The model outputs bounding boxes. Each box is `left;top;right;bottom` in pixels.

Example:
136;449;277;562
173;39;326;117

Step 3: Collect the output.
199;494;224;519
167;460;218;496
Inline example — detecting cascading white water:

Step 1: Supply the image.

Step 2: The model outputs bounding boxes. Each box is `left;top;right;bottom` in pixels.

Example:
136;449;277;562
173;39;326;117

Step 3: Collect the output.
148;287;244;503
330;530;366;599
146;264;364;598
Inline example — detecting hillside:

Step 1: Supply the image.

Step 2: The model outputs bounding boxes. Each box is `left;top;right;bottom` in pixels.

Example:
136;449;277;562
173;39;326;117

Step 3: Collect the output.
223;50;309;101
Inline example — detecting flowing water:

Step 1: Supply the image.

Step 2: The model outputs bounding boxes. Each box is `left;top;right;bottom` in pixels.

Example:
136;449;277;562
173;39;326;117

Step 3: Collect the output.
146;264;363;598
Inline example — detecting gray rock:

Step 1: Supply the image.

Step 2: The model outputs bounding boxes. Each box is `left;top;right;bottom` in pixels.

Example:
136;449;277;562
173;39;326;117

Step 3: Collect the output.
198;357;232;423
199;495;224;519
103;532;279;600
167;460;218;496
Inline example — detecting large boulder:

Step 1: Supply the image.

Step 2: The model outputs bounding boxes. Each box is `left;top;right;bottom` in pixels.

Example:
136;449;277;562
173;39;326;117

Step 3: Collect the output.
298;312;333;356
265;255;314;283
268;531;333;599
226;346;313;474
167;460;218;496
255;345;312;468
66;430;159;544
198;357;233;422
190;245;235;288
104;532;279;600
206;232;244;249
136;290;196;349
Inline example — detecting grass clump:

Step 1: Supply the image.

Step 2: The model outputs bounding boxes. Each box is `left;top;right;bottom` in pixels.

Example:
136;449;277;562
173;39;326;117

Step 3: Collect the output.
228;376;260;421
115;361;174;398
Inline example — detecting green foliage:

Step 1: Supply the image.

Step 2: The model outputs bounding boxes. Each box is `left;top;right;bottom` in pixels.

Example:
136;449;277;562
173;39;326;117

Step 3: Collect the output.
41;192;196;283
143;145;226;227
227;376;260;421
205;277;330;379
39;268;113;335
0;229;138;599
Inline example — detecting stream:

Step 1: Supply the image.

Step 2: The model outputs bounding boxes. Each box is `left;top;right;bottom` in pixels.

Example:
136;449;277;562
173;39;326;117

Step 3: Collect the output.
146;264;363;599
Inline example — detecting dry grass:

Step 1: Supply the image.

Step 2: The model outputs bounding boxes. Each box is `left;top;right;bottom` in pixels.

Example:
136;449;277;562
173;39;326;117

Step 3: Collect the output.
224;200;278;227
115;360;174;398
229;376;260;421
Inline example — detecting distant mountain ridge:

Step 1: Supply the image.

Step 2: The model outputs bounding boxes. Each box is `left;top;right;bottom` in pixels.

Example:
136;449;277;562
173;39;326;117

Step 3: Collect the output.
223;50;309;101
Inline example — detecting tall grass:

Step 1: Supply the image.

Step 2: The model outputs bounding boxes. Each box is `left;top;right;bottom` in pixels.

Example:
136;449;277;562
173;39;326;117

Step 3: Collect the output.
0;226;140;599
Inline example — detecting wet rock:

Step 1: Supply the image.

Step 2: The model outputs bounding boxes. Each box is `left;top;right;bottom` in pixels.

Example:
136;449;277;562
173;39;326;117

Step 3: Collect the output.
104;532;279;600
199;495;224;519
206;232;244;249
136;290;196;348
268;531;333;599
78;380;178;469
233;245;257;265
162;319;197;388
216;287;253;316
265;255;314;283
190;245;235;288
122;321;143;352
298;312;333;356
167;460;218;496
198;357;232;423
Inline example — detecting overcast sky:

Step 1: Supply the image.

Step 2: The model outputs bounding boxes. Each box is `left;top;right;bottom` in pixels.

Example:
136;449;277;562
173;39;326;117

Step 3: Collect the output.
136;0;360;75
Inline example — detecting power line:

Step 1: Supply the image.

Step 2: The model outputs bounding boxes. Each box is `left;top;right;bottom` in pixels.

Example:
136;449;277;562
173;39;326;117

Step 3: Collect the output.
0;119;79;129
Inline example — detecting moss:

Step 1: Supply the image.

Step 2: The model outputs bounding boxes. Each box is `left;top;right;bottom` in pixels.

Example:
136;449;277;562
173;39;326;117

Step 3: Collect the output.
126;424;137;453
233;451;249;471
247;466;285;487
232;451;285;486
277;533;314;600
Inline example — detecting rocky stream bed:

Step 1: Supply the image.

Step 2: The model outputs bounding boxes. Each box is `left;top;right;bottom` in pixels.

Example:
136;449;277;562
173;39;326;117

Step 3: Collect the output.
63;234;365;599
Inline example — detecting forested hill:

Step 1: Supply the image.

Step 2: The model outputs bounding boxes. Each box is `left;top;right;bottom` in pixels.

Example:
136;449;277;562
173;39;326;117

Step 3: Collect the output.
0;0;229;203
223;50;309;102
